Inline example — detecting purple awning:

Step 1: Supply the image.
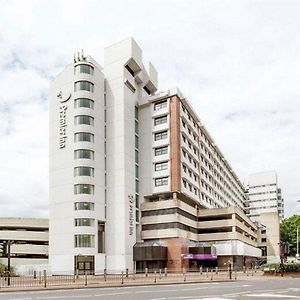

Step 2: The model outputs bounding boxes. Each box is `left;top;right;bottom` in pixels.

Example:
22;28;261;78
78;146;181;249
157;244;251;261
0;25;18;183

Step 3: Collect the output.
181;253;217;260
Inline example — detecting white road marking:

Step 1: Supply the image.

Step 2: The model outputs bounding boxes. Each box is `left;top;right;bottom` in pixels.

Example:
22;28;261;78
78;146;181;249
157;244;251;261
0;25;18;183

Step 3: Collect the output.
245;293;300;298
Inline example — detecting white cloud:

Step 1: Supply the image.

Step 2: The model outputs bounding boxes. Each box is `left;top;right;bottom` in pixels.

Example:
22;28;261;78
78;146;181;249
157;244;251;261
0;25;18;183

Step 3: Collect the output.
0;0;299;218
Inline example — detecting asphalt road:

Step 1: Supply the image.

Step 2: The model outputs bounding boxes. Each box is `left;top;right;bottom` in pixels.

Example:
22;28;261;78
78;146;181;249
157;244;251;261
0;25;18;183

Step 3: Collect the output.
1;277;300;299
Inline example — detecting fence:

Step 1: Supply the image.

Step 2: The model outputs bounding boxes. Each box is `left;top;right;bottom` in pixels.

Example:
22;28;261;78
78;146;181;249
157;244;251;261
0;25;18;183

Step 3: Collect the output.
0;267;261;289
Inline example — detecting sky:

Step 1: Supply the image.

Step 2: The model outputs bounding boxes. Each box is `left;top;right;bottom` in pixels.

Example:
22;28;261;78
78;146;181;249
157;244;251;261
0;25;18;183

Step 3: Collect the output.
0;0;299;218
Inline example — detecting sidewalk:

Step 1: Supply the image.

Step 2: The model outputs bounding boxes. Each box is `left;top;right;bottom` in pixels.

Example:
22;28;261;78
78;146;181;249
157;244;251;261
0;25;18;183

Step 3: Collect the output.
0;271;265;293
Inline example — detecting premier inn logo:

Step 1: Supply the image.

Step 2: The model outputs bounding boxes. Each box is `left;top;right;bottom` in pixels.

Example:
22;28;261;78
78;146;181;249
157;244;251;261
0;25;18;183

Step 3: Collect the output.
56;91;71;149
57;91;71;103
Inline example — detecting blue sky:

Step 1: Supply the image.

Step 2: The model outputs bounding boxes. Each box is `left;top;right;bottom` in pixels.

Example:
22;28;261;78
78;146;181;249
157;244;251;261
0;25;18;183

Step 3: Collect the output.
0;0;299;217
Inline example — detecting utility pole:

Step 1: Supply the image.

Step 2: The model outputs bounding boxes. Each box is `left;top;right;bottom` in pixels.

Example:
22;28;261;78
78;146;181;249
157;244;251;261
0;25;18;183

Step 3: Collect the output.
296;227;299;259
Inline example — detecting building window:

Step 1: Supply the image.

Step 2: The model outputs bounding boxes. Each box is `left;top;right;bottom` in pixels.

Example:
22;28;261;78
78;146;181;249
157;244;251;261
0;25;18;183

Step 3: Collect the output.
155;177;168;187
75;218;94;227
74;115;94;126
74;98;94;109
135;120;139;134
261;238;267;243
74;132;94;143
75;64;94;75
74;81;94;92
135;165;139;178
135;180;139;193
74;184;94;195
135;135;139;148
154;100;167;111
74;234;95;248
135;194;139;208
155;162;168;171
74;166;94;177
135;150;139;164
155;146;168;156
74;149;94;160
154;131;168;141
74;202;94;211
98;222;105;253
154;115;167;126
135;106;138;120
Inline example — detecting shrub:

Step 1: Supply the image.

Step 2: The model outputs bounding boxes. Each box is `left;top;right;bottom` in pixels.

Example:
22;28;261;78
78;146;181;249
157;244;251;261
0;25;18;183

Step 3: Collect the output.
264;263;300;273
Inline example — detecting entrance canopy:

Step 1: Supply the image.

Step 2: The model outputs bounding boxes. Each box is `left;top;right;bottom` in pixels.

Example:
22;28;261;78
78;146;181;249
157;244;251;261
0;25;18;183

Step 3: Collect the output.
133;241;167;261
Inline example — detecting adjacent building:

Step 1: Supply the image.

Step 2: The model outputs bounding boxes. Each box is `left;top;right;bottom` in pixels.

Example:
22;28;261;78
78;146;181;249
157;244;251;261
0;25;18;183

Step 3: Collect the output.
246;171;284;221
49;37;264;274
0;218;48;274
245;171;283;263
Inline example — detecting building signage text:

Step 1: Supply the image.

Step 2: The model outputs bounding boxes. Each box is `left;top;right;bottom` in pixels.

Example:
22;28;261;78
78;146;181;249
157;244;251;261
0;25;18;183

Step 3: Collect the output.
59;105;67;149
128;195;134;235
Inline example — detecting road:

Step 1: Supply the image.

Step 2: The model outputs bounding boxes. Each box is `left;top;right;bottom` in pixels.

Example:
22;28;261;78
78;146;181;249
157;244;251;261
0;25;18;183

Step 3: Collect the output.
1;277;300;299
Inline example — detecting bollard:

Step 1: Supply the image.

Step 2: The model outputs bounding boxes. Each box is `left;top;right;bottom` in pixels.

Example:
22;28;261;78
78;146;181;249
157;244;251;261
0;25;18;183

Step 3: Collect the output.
206;268;208;278
235;270;237;280
200;266;202;275
243;266;246;273
254;265;257;273
85;271;87;286
154;270;157;283
251;267;254;276
73;272;76;283
34;271;37;279
145;267;148;277
210;269;213;280
104;269;107;282
76;269;79;279
133;271;135;281
39;271;42;285
183;269;186;282
159;269;162;280
43;270;47;288
246;268;249;277
164;267;167;277
215;266;218;275
126;268;129;278
121;271;124;284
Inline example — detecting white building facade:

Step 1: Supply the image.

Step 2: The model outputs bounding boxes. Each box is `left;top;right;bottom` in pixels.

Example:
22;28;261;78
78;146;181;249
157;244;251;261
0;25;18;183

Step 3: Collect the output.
49;38;264;273
246;171;284;221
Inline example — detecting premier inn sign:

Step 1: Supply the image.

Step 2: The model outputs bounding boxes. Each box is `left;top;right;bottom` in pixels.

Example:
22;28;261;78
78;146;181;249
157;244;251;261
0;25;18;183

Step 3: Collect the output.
59;105;67;148
57;91;71;149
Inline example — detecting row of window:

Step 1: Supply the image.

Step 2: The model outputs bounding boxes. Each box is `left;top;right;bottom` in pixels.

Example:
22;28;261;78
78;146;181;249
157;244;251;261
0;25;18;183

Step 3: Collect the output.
75;218;94;227
75;64;94;75
74;115;94;126
155;177;168;187
154;130;168;141
74;149;94;160
154;115;167;126
74;184;94;195
74;166;94;177
74;81;94;92
154;100;167;111
75;98;94;109
182;179;198;195
74;132;94;143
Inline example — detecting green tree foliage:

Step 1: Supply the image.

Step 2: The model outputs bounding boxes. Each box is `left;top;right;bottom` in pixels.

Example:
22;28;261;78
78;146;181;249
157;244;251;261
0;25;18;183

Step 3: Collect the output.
280;214;300;256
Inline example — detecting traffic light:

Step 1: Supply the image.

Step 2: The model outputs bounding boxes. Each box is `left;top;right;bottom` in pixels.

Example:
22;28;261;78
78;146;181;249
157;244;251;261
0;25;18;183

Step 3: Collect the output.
0;242;8;257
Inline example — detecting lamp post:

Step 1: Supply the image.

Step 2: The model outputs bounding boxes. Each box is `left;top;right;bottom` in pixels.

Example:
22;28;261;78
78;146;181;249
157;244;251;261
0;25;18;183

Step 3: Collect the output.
296;227;299;259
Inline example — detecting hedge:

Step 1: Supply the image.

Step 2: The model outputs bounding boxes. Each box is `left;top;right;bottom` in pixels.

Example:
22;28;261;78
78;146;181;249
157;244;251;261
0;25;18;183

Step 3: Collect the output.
264;263;300;273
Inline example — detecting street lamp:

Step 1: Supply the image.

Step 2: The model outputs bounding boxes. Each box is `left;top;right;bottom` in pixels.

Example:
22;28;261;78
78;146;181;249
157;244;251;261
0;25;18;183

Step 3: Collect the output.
296;227;299;259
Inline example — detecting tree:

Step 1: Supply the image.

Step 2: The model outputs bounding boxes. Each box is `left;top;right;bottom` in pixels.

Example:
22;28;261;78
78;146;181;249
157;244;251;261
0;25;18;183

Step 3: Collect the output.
280;214;300;256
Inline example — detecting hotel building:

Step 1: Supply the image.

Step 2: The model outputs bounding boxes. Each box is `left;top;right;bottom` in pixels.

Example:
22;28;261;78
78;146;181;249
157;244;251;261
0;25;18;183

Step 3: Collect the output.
49;38;261;274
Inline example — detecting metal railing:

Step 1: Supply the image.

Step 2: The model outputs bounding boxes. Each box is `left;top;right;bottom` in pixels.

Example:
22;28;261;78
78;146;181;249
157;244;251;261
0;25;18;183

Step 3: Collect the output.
0;267;262;289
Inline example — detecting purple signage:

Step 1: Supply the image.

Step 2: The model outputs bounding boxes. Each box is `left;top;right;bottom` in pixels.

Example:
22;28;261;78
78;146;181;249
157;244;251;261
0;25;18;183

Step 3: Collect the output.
181;253;217;260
